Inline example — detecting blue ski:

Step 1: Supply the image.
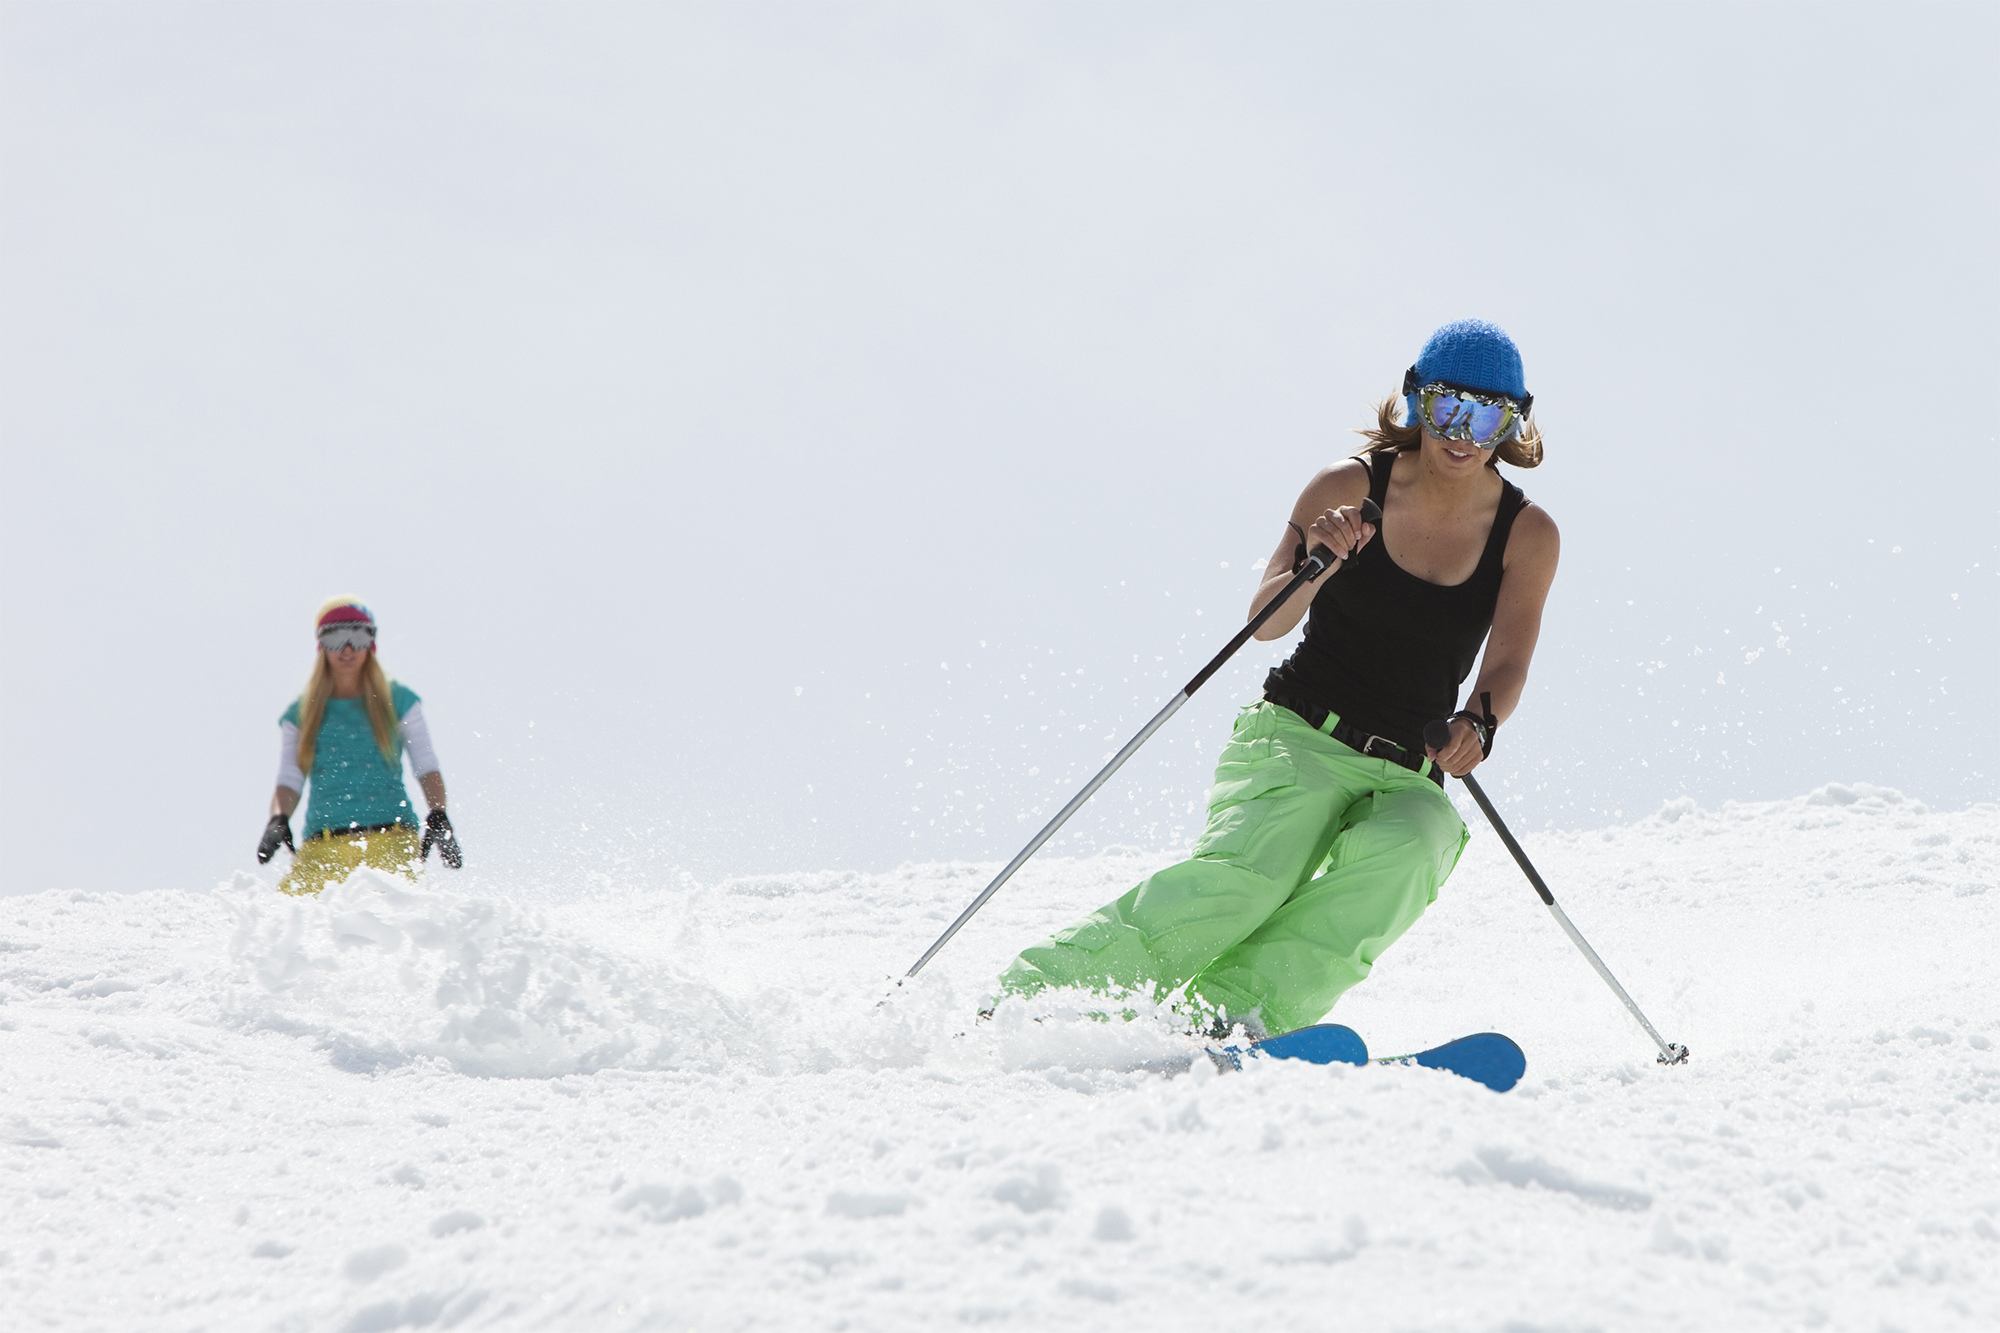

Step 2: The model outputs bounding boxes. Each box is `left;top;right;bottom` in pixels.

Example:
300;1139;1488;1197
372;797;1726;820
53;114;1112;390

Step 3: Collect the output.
1240;1024;1526;1093
1249;1023;1368;1066
1371;1032;1526;1093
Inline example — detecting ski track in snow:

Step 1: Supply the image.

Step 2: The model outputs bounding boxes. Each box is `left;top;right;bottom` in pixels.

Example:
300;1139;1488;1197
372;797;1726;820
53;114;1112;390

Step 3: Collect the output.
3;783;1998;1331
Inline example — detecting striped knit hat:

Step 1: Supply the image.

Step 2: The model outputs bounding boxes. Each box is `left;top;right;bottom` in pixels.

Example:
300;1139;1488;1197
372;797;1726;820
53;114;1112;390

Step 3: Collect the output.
315;597;375;632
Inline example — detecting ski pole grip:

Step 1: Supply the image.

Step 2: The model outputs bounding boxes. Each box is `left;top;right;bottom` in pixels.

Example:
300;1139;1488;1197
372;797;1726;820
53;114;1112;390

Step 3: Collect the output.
1302;498;1384;577
1423;719;1453;751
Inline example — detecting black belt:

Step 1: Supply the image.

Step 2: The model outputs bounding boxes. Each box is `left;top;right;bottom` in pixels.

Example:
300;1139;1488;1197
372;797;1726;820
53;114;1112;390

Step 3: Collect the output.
305;821;412;842
1262;676;1444;788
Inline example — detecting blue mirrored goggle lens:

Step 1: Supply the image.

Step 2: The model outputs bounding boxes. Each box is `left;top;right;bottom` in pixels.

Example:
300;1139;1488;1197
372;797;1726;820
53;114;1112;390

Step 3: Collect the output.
1463;401;1511;445
1421;388;1515;447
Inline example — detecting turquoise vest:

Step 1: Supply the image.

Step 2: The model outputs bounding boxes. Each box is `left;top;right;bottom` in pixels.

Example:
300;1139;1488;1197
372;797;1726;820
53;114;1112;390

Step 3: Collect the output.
282;682;421;837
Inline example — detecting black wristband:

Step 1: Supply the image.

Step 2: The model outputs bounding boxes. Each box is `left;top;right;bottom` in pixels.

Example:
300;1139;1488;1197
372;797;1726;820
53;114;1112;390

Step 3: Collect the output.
1453;692;1498;758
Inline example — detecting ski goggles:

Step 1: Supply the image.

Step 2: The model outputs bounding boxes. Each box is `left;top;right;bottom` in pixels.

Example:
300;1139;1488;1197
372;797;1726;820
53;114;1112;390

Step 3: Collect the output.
317;623;376;652
1403;367;1532;448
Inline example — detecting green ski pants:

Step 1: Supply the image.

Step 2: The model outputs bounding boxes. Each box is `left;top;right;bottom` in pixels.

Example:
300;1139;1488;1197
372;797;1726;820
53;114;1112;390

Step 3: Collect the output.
998;700;1470;1036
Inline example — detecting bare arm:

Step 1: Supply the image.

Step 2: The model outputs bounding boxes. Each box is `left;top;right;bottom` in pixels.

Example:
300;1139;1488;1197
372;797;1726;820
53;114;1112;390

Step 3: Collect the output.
1426;503;1561;777
1247;458;1378;641
419;771;446;811
269;786;299;819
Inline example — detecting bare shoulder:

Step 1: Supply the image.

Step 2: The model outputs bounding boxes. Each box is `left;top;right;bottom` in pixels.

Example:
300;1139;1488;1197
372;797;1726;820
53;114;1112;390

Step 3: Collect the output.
1507;499;1560;570
1292;455;1373;521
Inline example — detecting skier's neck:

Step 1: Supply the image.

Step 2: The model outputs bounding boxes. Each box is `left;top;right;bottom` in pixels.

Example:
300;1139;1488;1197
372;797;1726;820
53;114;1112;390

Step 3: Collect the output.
1406;451;1500;512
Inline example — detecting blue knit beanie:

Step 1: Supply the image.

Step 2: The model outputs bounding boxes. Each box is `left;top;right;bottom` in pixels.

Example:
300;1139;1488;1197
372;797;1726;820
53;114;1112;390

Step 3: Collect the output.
1405;319;1528;423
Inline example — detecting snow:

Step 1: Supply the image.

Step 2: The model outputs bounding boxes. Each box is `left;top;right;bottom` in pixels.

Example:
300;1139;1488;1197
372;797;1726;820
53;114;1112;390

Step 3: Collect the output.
5;786;1998;1331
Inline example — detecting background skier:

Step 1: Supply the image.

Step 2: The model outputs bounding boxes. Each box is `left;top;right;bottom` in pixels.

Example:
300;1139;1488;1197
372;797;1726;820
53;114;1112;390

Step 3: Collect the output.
997;320;1560;1038
256;596;462;895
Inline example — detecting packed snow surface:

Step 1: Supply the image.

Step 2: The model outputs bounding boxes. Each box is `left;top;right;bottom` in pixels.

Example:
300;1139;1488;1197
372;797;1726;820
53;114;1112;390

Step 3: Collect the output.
5;783;1999;1331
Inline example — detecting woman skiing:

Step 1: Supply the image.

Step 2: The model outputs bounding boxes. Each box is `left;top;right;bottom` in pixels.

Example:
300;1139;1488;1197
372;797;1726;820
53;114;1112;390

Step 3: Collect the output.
256;597;462;896
997;319;1559;1039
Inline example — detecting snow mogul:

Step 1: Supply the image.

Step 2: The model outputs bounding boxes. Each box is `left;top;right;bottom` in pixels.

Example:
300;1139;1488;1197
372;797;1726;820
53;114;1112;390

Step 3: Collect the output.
255;597;462;895
997;320;1559;1039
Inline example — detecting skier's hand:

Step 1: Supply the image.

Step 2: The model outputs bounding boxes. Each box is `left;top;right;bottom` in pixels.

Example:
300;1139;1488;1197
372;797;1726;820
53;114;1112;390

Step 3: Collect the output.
256;814;294;864
1305;505;1376;569
422;808;463;869
1426;716;1486;778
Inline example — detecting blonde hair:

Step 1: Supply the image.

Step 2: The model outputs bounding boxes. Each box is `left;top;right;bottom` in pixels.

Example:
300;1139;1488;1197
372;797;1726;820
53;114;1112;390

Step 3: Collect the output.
1353;396;1544;470
294;596;400;772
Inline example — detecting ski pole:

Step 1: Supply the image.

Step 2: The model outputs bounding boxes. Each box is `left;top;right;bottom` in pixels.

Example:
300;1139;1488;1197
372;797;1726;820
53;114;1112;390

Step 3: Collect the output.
902;498;1383;979
1423;719;1690;1067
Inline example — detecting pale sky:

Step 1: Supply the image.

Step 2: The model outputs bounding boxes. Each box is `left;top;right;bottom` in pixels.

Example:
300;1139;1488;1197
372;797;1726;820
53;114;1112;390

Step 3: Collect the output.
2;2;1994;899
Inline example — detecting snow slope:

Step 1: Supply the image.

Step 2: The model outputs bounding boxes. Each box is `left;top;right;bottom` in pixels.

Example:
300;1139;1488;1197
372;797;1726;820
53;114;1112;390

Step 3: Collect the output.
5;784;1997;1331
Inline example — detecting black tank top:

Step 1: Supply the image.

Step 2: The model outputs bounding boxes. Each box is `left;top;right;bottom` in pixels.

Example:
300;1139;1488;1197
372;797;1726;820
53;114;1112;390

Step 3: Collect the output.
1264;450;1526;751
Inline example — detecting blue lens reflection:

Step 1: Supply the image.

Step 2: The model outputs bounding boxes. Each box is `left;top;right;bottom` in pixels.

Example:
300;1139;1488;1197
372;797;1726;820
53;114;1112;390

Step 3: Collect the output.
1422;388;1517;447
1466;402;1508;444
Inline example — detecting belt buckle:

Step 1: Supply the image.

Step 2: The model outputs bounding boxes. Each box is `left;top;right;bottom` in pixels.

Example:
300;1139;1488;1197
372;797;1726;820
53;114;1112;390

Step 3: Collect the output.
1362;733;1395;759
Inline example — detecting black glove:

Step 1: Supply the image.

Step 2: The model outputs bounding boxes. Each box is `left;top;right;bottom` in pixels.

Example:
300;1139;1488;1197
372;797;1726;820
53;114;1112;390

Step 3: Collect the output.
256;814;294;864
421;808;463;869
